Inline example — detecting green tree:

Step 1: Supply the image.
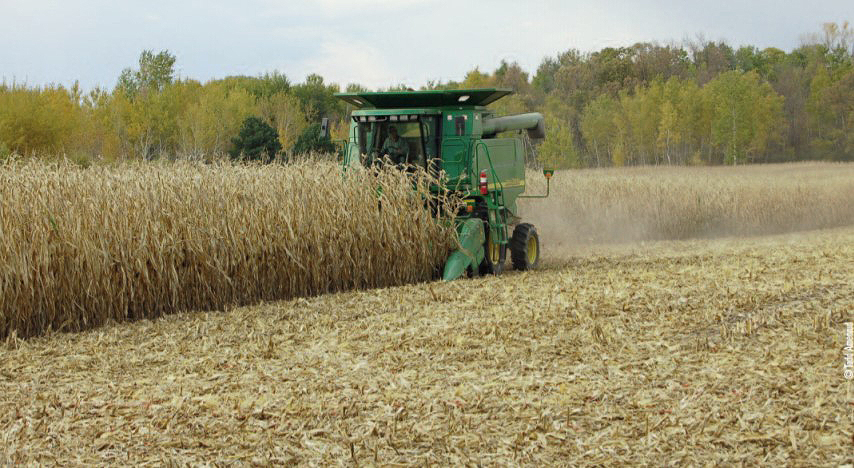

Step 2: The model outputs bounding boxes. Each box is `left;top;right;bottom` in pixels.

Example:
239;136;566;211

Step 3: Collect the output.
114;79;199;159
491;94;529;117
116;50;176;98
292;74;341;122
0;84;80;155
216;72;290;99
808;68;854;159
623;84;663;164
532;56;560;94
538;115;580;169
345;83;369;93
581;94;620;166
461;68;494;88
179;84;257;159
258;92;308;152
611;111;631;167
292;123;336;156
78;87;122;160
230;116;281;161
630;43;691;82
671;78;707;164
690;40;735;84
110;50;194;159
590;47;636;93
704;70;783;164
656;100;679;164
494;61;530;93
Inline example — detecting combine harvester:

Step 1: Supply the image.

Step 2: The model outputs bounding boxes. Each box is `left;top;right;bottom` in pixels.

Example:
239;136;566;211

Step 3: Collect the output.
335;88;553;280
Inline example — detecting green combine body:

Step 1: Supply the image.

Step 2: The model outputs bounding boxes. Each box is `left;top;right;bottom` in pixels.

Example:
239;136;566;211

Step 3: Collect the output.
335;88;551;280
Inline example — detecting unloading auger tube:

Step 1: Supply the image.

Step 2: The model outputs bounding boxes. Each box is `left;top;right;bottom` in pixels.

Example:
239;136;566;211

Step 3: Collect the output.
481;112;546;139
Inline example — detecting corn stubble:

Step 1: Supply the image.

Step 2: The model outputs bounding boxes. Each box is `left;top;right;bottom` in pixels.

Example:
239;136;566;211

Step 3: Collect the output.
1;228;851;465
0;161;456;339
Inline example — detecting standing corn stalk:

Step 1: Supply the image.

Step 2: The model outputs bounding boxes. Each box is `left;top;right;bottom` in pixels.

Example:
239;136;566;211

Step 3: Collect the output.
0;160;457;339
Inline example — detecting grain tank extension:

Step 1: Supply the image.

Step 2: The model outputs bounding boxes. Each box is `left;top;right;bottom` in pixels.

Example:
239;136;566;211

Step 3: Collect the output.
335;88;553;280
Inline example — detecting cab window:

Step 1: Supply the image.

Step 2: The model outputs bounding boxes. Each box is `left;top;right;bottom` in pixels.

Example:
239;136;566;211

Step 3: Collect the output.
355;116;437;169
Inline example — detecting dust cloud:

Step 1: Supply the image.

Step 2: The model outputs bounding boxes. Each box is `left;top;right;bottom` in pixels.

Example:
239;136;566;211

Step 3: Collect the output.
517;163;854;250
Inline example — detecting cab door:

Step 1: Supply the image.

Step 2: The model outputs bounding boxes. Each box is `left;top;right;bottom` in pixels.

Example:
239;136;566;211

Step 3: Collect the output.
440;112;470;186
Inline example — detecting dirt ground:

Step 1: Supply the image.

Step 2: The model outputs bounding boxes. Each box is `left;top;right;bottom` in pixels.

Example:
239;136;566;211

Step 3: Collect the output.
1;227;852;466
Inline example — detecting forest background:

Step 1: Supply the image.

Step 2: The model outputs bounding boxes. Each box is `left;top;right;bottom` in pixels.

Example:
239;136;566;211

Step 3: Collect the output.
1;22;852;168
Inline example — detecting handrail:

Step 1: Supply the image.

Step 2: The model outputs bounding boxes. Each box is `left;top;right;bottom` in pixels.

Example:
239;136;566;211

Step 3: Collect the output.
474;141;508;244
474;140;503;195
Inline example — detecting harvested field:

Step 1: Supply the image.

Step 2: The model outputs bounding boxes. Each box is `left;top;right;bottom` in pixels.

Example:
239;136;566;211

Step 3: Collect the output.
1;227;852;465
523;162;854;244
0;161;455;339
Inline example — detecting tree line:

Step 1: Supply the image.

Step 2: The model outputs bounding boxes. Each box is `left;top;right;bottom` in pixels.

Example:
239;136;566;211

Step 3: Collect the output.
0;50;350;163
0;22;851;167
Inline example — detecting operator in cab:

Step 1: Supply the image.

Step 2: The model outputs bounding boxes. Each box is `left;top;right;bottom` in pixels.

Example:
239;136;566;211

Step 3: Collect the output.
380;125;410;164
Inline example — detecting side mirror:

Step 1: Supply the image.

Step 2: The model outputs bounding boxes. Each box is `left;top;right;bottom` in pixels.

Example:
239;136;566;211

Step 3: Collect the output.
519;168;553;199
320;117;329;138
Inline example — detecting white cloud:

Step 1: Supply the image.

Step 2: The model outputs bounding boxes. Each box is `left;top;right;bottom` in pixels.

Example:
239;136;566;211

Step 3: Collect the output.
295;37;398;89
249;0;433;17
312;0;433;14
1;0;852;90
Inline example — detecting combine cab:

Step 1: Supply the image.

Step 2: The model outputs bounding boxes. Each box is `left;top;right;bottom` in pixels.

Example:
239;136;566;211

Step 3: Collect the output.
335;88;552;280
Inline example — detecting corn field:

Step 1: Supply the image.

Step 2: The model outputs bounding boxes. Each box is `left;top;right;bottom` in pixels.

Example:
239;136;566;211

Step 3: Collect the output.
0;161;456;339
3;160;853;340
1;161;852;465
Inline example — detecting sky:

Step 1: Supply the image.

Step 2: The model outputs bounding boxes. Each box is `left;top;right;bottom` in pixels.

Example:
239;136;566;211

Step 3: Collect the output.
1;0;852;91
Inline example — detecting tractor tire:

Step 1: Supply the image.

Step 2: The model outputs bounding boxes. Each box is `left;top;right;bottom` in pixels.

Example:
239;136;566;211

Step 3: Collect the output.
510;223;540;271
479;227;506;275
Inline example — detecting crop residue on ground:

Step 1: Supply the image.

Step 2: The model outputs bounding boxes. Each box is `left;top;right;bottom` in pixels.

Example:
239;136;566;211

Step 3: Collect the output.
2;227;851;465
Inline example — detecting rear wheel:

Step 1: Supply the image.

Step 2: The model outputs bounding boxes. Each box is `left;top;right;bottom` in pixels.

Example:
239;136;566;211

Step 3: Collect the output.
479;227;506;275
510;223;540;270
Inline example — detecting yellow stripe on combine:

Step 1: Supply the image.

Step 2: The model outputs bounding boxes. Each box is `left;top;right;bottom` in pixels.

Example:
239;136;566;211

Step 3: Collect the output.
487;178;525;190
